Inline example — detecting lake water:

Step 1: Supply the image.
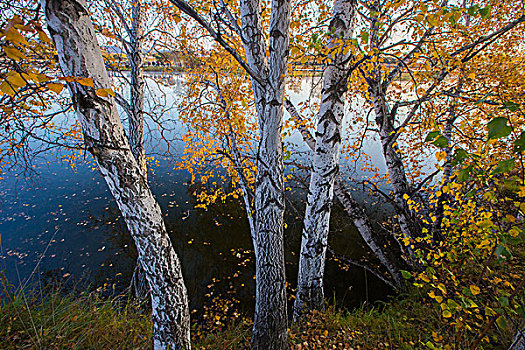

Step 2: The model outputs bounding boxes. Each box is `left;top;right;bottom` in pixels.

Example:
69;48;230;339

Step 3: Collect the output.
0;74;402;315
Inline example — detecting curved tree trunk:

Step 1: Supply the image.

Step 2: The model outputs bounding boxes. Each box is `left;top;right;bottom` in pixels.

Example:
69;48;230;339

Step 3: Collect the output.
294;0;357;320
43;1;190;348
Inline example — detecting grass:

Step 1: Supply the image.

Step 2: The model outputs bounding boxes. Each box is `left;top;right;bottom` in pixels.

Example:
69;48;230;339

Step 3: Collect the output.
0;288;151;349
0;286;521;349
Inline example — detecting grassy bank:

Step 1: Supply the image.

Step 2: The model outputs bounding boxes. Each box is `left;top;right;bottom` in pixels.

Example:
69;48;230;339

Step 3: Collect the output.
1;286;520;349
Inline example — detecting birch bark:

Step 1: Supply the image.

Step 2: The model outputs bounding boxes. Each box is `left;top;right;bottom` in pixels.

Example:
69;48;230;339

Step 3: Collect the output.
365;4;422;256
43;1;190;348
240;0;291;346
293;0;357;319
285;99;404;289
129;0;147;176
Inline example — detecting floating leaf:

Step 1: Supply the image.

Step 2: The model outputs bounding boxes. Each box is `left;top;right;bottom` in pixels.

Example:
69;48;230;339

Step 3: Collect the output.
487;117;512;140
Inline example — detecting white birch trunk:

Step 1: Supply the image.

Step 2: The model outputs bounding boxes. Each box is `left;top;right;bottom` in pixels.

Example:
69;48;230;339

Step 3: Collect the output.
284;99;404;290
240;0;291;347
128;0;149;302
129;0;147;176
43;1;190;348
294;0;357;320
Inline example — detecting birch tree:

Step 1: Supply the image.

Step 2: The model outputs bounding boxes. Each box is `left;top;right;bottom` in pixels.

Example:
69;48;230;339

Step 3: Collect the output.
352;0;525;255
168;0;291;347
42;0;190;348
293;0;358;319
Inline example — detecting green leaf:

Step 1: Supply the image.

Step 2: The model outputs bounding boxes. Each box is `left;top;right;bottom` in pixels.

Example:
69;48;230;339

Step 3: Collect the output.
495;244;512;262
452;148;468;166
479;5;491;19
503;101;520;112
425;131;440;142
487;117;512;140
496;316;507;330
499;296;509;307
458;165;473;182
432;135;449;148
400;270;412;279
447;299;460;309
425;341;437;349
514;131;525;153
360;31;369;45
467;5;479;16
492;159;515;175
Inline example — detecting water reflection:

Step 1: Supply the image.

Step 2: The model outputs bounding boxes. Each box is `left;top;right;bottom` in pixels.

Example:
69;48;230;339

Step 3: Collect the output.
0;74;397;316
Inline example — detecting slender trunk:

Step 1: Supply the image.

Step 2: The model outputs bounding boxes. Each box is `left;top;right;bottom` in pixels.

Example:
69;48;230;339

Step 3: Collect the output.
333;175;404;287
369;83;420;260
432;70;465;238
294;0;357;320
43;1;190;348
129;0;147;176
365;2;421;260
240;0;291;346
285;99;404;291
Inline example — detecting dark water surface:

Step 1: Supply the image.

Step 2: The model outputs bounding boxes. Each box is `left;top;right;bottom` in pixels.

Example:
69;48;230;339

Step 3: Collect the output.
0;75;395;315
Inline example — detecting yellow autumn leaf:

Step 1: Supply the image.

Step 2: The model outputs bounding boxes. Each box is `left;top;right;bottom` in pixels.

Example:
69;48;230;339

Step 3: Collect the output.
77;77;94;87
6;75;25;90
0;81;16;96
469;285;480;295
37;30;51;43
2;46;27;61
420;273;430;282
95;88;115;97
4;27;29;46
47;83;64;94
